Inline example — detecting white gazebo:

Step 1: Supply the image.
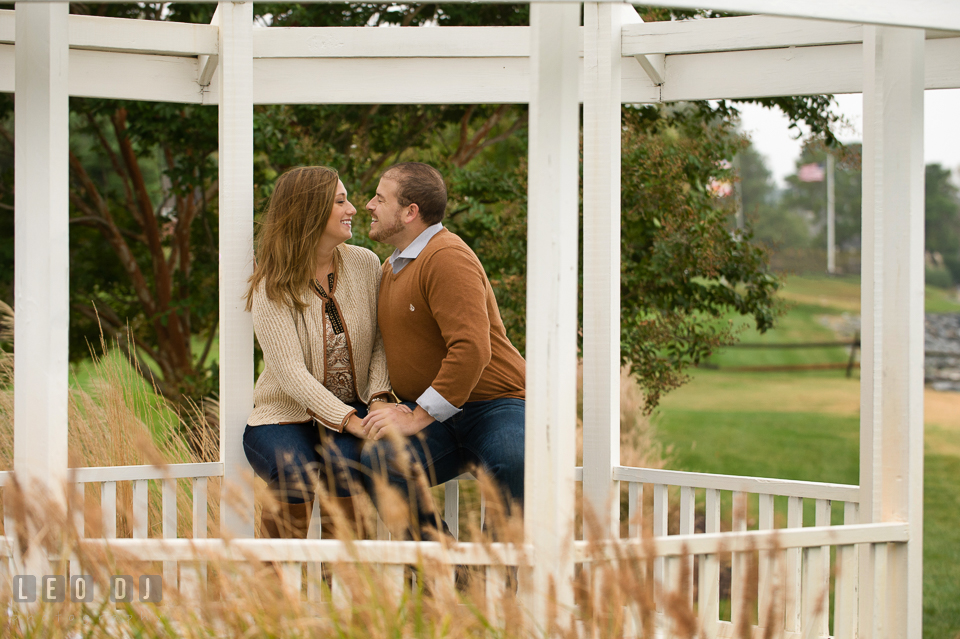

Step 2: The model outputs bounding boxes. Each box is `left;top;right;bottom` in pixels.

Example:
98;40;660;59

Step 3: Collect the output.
5;0;957;636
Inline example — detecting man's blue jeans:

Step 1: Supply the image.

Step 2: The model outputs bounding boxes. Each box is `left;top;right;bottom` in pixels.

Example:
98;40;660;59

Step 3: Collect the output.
360;397;525;540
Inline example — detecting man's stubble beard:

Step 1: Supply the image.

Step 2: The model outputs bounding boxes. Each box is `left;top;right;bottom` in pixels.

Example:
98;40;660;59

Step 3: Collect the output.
369;212;406;244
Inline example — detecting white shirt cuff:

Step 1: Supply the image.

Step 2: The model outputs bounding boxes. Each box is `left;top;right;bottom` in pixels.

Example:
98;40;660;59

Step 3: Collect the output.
416;386;461;423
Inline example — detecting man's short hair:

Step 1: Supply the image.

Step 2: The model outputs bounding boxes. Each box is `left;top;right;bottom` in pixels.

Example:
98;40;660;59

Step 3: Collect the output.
383;162;447;225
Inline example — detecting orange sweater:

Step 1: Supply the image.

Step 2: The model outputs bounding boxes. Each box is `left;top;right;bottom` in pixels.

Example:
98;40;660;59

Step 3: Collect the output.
378;229;525;408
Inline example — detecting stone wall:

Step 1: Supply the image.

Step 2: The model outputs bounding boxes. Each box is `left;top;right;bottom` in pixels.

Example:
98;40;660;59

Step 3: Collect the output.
926;314;960;391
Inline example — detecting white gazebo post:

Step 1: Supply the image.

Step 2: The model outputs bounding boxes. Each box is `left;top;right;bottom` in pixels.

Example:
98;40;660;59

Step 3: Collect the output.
12;0;70;578
859;25;925;639
582;2;622;539
218;0;255;538
523;2;580;629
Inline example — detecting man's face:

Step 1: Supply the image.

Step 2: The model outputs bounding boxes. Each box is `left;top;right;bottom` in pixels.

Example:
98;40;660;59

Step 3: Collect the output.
366;177;407;245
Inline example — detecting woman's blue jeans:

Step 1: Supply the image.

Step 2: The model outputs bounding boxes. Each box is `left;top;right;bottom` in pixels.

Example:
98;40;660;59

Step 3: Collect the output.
243;402;368;504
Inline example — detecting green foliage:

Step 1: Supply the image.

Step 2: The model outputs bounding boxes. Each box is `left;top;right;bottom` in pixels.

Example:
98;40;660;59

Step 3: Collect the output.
618;105;784;408
781;141;862;251
925;163;960;284
739;143;811;251
924;454;960;637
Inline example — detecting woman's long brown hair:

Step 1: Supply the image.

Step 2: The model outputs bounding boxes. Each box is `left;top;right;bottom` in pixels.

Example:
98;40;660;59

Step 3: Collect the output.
245;166;339;312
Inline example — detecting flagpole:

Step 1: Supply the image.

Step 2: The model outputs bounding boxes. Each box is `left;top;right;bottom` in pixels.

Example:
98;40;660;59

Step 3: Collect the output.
733;153;744;230
827;153;836;274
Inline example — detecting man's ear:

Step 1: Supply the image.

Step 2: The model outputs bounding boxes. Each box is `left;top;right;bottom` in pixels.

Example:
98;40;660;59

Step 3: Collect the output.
404;203;421;224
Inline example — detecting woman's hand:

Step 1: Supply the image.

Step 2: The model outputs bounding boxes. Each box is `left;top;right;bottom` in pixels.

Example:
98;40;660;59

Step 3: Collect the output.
342;413;367;438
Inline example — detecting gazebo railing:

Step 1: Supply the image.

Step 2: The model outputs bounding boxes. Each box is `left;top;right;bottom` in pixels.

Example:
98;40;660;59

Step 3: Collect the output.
1;462;901;638
612;465;862;638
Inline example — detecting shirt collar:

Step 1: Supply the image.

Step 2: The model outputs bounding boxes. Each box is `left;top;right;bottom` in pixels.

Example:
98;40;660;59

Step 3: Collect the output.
388;223;444;265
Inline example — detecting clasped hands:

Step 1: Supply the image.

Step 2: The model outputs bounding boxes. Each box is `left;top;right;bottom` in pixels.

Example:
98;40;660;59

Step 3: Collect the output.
342;402;433;441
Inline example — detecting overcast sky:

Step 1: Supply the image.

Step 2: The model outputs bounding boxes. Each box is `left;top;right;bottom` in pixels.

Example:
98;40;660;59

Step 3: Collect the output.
737;88;960;189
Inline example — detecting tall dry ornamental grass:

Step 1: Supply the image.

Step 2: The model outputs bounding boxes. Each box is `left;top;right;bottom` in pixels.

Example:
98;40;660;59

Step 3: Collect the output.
0;301;817;638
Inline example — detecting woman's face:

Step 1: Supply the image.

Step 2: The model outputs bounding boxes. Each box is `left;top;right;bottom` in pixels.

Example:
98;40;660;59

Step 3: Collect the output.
323;180;357;244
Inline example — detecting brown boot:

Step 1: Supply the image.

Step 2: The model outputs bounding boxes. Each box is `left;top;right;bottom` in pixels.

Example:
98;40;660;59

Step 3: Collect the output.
320;497;366;540
260;500;312;539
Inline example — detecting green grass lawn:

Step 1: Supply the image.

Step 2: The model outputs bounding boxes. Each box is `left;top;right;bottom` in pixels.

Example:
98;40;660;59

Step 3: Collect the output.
655;408;859;487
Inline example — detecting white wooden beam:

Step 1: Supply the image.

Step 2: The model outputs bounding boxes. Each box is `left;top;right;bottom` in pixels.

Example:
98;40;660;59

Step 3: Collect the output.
655;37;960;101
71;49;207;103
0;44;208;102
79;538;534;565
14;0;956;31
69;12;218;56
581;2;622;541
250;57;532;104
0;32;956;105
197;6;220;87
616;6;664;86
13;1;69;496
13;0;70;587
614;0;960;32
858;24;925;639
925;37;960;90
613;466;860;502
523;2;579;629
662;42;861;100
253;25;530;58
633;51;664;87
623;15;865;57
0;9;218;56
218;0;255;539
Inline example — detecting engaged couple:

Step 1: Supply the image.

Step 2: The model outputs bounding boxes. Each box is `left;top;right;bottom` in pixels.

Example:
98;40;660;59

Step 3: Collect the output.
242;162;525;543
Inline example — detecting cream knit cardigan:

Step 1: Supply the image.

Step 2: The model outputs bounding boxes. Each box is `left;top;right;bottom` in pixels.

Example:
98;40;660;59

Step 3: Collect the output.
247;243;392;431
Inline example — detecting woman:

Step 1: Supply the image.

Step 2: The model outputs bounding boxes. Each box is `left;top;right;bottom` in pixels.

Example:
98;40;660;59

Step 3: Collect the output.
243;166;393;540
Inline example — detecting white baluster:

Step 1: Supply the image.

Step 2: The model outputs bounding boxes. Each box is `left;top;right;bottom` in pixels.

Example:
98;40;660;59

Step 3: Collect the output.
698;488;720;637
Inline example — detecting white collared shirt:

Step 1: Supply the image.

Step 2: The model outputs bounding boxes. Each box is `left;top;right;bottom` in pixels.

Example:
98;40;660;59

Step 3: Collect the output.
387;223;444;274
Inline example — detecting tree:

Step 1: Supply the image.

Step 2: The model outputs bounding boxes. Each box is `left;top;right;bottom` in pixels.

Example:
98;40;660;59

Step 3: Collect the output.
738;143;810;252
0;3;222;419
616;106;783;407
925;163;960;285
65;97;220;405
781;141;862;253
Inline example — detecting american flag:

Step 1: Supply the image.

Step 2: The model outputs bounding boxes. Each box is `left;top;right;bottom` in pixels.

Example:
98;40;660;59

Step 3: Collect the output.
798;162;826;182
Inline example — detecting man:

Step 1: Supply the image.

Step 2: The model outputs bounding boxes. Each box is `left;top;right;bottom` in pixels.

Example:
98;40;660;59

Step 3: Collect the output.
360;162;525;541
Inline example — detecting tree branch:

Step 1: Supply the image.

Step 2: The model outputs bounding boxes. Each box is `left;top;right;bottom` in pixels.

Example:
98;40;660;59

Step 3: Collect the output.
83;110;141;227
68;156;159;320
0;122;13;148
112;109;191;374
197;315;219;370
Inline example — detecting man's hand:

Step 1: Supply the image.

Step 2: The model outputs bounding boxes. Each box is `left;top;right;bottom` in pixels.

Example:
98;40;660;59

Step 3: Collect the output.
367;399;396;414
362;404;433;441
